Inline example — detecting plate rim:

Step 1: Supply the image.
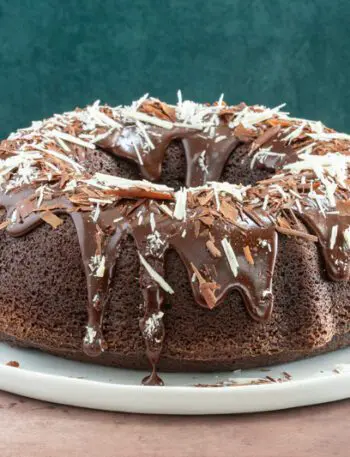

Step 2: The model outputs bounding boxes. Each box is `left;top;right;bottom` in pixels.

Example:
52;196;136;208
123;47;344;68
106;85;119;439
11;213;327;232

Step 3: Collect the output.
1;343;350;414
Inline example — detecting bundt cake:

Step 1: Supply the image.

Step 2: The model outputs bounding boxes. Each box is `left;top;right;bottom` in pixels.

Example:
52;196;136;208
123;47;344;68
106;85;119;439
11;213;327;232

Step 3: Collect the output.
0;93;350;385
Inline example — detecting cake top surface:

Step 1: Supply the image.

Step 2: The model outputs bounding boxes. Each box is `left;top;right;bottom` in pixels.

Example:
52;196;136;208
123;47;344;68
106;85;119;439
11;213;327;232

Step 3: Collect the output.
0;93;349;239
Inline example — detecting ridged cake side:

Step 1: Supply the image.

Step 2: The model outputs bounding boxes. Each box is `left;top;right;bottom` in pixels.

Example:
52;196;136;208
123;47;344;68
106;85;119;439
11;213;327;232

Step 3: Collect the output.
0;216;349;371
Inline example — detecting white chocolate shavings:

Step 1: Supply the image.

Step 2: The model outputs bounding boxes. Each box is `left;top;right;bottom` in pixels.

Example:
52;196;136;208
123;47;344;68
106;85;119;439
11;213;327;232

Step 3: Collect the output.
262;289;272;298
91;128;116;144
45;161;60;175
159;203;173;218
135;121;154;150
87;100;122;128
124;110;173;130
330;225;338;250
229;104;288;130
221;238;239;277
282;121;307;143
89;254;106;278
63;179;77;192
295;198;303;213
175;100;209;130
177;89;182;105
131;93;150;111
323;180;337;208
296;142;315;156
131;138;144;165
35;144;84;172
91;203;100;223
217;93;224;106
215;135;227;143
138;253;174;294
314;195;326;218
92;293;100;306
0;152;41;180
149;212;156;232
89;198;114;204
309;120;324;135
259;239;272;252
80;123;103;137
10;209;17;223
8;120;43;141
307;131;350;142
207;181;247;203
333;363;350;374
4;157;40;191
283;152;349;175
146;231;167;258
36;185;46;208
175;93;224;131
2;99;126;195
173;188;187;220
187;180;247;211
344;227;350;249
48;130;96;150
269;184;288;200
143;311;164;339
262;194;269;211
198;150;208;175
84;326;97;345
86;173;173;193
213;185;220;210
283;153;349;206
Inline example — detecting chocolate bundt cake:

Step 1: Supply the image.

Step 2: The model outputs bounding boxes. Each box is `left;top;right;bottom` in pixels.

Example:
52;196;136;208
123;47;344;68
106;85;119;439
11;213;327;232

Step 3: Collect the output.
0;94;350;385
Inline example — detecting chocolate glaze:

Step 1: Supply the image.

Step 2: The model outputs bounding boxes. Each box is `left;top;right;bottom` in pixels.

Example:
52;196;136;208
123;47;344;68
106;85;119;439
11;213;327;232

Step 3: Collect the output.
0;189;280;384
252;135;299;172
297;203;350;281
70;209;128;357
99;125;240;187
0;104;348;385
168;218;277;321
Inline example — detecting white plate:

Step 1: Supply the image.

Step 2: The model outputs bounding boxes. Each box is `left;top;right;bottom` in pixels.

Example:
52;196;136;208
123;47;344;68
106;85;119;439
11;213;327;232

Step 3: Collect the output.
0;342;350;414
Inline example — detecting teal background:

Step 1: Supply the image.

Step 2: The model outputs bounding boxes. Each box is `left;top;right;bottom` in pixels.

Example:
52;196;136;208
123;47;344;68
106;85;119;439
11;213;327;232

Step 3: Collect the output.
0;0;349;137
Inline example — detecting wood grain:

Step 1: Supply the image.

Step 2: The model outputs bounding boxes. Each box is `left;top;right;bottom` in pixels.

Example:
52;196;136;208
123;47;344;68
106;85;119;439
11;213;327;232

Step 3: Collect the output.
0;391;348;457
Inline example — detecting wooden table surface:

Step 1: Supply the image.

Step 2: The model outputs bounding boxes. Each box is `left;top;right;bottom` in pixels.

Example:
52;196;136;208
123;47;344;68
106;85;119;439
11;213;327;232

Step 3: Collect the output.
0;391;348;457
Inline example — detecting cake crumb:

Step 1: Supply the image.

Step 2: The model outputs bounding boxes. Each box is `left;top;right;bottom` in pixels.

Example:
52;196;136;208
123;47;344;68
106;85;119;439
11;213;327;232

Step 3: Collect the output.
6;360;20;368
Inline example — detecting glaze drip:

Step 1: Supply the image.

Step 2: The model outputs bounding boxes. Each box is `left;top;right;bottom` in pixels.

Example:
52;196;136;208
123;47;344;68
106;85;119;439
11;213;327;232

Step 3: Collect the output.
298;204;350;281
0;192;280;383
168;219;277;321
98;125;240;187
